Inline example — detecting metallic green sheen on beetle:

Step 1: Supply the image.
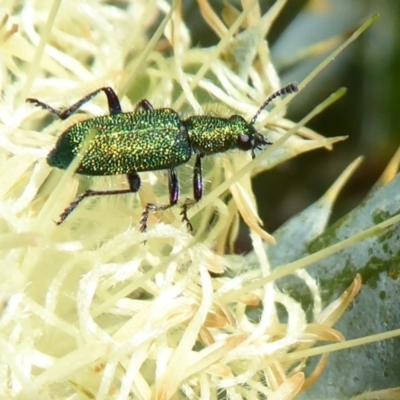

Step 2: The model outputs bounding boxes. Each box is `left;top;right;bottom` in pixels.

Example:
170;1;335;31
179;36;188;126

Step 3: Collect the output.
27;83;298;231
48;109;191;175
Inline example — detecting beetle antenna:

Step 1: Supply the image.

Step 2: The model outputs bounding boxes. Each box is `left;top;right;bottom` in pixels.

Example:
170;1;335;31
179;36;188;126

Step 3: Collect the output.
250;82;299;125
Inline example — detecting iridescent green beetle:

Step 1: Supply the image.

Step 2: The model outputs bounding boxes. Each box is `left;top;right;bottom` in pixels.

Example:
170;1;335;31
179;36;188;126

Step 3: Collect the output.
27;82;298;231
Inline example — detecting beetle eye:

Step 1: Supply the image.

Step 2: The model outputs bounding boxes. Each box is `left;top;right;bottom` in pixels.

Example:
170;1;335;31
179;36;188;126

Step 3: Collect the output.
239;134;249;143
237;133;253;150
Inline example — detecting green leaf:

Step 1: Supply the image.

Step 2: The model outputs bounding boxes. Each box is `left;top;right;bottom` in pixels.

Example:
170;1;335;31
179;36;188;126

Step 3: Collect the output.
270;173;400;397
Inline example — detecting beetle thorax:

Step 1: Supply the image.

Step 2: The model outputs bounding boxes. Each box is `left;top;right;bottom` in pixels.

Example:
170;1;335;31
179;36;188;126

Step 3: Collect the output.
184;114;262;155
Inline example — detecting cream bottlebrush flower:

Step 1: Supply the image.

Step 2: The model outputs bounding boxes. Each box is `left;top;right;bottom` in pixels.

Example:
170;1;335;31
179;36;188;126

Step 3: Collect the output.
0;1;391;399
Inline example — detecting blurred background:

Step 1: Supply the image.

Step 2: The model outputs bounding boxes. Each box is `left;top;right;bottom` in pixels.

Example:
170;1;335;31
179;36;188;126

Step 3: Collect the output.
183;0;400;250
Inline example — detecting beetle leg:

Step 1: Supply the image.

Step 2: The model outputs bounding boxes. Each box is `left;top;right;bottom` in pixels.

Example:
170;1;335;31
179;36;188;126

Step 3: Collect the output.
26;87;122;120
180;153;203;231
192;153;204;202
140;168;179;232
135;99;154;111
56;172;141;225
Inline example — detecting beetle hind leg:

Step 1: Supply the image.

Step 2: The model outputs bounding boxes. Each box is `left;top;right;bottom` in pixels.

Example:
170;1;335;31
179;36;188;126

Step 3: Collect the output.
135;99;154;112
27;86;122;120
56;172;141;224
